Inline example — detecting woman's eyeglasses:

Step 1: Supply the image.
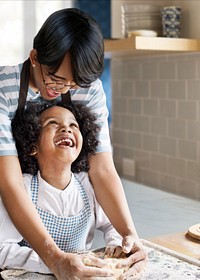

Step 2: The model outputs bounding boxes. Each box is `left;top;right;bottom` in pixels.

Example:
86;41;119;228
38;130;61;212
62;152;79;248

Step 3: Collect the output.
40;64;77;92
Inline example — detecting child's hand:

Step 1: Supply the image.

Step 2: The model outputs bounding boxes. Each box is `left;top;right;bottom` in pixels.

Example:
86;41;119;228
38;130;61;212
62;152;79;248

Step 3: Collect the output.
105;240;148;280
118;238;148;280
105;245;126;258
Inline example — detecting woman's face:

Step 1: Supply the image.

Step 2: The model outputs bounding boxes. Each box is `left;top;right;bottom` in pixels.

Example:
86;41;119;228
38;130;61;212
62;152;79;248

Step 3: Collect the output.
31;52;77;100
35;106;83;168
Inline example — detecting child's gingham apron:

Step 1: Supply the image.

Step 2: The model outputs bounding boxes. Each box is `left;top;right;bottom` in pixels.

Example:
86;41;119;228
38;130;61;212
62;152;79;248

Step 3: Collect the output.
19;174;92;252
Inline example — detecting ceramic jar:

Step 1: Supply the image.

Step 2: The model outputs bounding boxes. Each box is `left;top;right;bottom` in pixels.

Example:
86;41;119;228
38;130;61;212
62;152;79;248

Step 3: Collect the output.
161;6;182;38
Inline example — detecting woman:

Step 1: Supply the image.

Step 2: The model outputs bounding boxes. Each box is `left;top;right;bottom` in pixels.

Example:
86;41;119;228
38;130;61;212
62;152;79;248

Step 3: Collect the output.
0;8;147;279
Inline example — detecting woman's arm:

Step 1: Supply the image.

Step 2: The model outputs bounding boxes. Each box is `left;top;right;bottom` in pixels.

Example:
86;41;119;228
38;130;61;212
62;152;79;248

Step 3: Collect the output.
88;152;148;274
88;152;137;240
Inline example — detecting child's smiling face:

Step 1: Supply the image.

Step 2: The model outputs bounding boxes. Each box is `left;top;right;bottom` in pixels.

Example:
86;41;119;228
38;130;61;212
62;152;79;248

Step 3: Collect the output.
35;106;83;168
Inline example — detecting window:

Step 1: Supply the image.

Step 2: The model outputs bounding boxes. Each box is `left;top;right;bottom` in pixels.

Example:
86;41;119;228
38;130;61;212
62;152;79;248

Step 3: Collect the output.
0;1;23;64
0;1;74;65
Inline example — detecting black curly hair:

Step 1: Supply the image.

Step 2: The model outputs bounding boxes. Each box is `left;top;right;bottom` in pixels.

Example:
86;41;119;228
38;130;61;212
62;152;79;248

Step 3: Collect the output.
11;101;100;175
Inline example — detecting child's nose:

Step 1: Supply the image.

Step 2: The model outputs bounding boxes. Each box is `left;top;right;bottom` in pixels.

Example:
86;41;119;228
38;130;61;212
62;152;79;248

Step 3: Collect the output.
60;125;71;133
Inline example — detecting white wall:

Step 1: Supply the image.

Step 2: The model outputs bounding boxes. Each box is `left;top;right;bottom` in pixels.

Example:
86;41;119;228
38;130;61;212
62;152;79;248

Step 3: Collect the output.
174;0;200;39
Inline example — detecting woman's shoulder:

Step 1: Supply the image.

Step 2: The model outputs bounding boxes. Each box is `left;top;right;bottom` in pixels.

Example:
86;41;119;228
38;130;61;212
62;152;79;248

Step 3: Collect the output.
71;78;104;98
0;64;21;77
0;64;21;90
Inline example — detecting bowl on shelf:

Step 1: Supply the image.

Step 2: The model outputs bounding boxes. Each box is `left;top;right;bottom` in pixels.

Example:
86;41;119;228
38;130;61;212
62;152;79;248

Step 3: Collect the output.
127;30;158;38
121;3;161;14
121;3;162;38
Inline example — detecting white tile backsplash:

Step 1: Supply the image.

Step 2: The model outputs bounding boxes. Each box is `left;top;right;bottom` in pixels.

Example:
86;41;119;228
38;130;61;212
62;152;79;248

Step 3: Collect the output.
112;53;200;200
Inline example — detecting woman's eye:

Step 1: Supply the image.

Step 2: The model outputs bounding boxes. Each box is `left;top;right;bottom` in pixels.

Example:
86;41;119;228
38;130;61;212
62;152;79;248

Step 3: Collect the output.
49;76;60;83
51;78;59;82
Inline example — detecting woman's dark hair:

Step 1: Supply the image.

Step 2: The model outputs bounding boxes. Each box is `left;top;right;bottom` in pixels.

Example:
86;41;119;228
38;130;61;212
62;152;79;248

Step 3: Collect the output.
11;101;100;175
34;8;104;87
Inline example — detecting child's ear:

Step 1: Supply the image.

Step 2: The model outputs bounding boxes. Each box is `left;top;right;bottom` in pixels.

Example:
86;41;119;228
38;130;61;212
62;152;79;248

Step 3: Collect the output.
29;145;37;156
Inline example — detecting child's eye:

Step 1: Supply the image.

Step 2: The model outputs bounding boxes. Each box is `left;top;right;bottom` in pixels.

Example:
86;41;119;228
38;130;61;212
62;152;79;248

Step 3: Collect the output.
71;122;79;129
48;120;58;125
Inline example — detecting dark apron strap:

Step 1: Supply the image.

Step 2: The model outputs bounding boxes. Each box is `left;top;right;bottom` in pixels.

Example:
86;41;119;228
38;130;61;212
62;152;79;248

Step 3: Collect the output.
61;91;72;104
17;58;30;113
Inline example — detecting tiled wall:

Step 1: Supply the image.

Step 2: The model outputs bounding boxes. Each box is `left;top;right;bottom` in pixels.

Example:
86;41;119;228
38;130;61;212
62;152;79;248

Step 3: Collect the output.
111;53;200;201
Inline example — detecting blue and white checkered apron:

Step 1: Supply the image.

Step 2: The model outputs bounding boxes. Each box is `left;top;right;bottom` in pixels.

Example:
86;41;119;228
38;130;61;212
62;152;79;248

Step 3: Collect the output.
19;174;92;252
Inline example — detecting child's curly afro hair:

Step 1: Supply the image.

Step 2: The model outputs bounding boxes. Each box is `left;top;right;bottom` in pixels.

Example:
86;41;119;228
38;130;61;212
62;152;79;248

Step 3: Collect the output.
11;100;100;175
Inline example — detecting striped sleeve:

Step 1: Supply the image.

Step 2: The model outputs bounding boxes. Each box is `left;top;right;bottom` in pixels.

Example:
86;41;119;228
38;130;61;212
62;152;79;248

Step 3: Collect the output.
0;65;20;156
0;90;17;156
71;79;112;153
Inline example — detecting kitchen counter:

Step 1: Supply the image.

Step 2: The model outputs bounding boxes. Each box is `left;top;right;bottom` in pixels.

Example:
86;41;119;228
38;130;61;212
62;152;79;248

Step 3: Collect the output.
141;240;200;280
1;240;200;280
149;231;200;260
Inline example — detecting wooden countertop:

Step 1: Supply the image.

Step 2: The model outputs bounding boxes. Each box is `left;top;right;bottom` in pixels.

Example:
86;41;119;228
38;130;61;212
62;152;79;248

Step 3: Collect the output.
148;231;200;260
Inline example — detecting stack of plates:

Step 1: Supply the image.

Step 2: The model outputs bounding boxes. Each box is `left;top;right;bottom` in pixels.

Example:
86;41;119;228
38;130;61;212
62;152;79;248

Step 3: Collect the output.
121;4;162;37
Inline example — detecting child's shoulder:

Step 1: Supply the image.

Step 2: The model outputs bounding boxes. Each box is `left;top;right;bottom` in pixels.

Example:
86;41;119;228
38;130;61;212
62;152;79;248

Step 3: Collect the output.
74;172;94;193
74;171;89;184
22;173;33;195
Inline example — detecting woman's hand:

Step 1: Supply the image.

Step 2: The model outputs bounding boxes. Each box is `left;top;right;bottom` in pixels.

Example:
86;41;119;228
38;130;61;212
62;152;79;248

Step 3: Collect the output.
50;250;114;280
105;238;148;280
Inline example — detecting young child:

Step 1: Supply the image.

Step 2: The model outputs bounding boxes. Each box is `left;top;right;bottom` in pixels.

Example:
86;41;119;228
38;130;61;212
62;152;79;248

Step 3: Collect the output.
0;101;142;279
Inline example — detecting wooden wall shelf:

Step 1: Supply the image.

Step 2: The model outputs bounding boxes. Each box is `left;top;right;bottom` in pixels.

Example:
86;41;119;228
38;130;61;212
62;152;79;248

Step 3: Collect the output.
104;36;200;58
